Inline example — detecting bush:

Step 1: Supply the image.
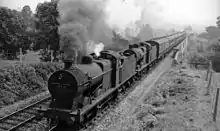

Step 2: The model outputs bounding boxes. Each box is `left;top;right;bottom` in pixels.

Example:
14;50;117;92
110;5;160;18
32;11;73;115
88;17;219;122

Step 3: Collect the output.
186;36;214;68
187;52;208;64
0;62;63;107
39;50;52;62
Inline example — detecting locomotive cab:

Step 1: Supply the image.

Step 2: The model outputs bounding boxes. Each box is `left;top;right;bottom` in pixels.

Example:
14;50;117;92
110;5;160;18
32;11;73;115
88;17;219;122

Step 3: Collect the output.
100;50;121;87
139;42;152;64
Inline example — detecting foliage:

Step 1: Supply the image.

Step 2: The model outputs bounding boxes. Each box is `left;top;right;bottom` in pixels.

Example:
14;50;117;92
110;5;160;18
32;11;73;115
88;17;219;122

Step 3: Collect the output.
197;32;209;39
205;26;220;40
216;16;220;28
202;17;220;66
0;62;63;107
137;24;153;41
186;35;210;68
187;52;208;64
103;30;130;51
0;5;36;59
39;49;52;62
184;25;192;31
35;1;60;59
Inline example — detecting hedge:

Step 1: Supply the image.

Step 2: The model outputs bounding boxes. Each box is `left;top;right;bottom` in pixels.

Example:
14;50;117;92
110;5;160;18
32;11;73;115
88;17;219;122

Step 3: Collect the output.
0;62;63;108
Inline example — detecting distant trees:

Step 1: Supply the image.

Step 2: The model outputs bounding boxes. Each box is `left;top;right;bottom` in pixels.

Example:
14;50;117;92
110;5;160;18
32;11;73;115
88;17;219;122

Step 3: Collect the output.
205;26;220;40
184;25;192;32
0;6;35;59
202;16;220;58
216;16;220;28
0;0;61;61
137;24;153;41
104;29;130;51
202;17;220;41
35;0;60;61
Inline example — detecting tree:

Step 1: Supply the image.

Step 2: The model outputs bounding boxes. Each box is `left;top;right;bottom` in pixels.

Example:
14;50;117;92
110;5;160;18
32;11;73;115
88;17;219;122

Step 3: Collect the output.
217;16;220;28
21;5;35;31
35;1;60;60
137;24;153;41
205;26;220;40
184;25;192;32
0;7;30;59
198;32;209;39
104;29;130;51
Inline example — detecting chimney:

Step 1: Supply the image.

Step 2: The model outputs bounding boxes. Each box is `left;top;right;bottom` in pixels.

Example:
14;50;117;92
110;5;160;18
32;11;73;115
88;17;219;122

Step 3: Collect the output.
63;49;78;70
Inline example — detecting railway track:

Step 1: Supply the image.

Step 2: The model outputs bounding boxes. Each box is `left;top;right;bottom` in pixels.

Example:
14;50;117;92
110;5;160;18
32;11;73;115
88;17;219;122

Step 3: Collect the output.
0;96;51;131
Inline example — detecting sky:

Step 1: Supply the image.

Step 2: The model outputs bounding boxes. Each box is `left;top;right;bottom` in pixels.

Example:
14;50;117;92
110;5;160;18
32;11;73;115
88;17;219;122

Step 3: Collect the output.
0;0;219;32
157;0;218;26
135;0;219;32
0;0;50;12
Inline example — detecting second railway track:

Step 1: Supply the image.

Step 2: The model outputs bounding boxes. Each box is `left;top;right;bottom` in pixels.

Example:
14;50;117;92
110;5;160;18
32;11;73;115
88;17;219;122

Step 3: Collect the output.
0;96;51;131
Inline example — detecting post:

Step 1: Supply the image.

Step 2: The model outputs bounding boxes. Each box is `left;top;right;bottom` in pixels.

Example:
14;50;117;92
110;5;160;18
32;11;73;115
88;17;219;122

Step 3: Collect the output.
19;48;22;63
195;63;198;69
205;68;213;95
206;61;212;81
213;87;220;122
51;50;53;62
48;44;50;51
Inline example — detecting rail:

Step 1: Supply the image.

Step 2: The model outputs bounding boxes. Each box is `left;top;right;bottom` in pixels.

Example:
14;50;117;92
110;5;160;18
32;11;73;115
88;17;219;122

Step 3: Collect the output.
0;96;51;131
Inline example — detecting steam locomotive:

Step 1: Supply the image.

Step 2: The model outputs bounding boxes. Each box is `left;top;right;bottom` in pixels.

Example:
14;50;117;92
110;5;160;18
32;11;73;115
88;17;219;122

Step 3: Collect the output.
38;31;187;130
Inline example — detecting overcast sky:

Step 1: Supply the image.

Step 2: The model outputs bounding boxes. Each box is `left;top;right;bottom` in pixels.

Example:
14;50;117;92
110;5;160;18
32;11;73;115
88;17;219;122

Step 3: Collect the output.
0;0;219;32
157;0;218;26
0;0;50;11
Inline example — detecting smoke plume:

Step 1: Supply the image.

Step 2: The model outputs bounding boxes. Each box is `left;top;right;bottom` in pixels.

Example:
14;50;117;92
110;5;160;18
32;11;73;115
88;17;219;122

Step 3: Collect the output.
58;0;112;62
58;0;179;62
105;0;143;39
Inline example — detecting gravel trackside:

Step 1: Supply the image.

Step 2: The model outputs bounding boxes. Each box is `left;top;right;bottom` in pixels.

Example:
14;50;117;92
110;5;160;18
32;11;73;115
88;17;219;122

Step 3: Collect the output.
92;62;220;131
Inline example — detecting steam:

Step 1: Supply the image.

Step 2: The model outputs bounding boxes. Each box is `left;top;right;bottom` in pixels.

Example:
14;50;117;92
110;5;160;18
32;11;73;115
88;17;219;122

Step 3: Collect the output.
94;42;105;56
105;0;142;39
87;41;104;56
58;0;112;61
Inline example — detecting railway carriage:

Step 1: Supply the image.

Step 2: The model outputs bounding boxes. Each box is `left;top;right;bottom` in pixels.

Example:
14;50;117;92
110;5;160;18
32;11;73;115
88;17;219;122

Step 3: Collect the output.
154;37;170;59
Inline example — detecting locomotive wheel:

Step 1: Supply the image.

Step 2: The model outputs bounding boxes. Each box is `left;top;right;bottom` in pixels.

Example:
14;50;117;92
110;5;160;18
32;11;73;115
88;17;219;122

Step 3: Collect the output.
130;77;134;85
118;88;123;93
95;89;103;97
83;97;91;106
47;118;58;130
135;75;139;81
142;70;145;75
146;67;149;73
132;77;136;82
127;81;131;87
122;85;126;91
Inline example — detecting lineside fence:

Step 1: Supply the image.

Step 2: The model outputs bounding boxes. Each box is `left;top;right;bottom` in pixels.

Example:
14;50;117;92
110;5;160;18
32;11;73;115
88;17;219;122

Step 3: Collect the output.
188;61;209;69
196;60;220;123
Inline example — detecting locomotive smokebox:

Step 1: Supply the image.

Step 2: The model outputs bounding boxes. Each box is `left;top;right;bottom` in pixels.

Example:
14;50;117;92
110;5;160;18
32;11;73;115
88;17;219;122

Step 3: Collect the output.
48;53;103;109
